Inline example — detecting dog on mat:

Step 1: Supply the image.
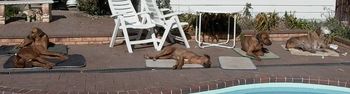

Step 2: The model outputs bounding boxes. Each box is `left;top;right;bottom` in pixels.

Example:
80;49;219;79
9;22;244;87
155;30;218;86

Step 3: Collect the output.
285;27;329;53
145;46;211;70
14;47;56;69
241;31;272;61
13;27;67;69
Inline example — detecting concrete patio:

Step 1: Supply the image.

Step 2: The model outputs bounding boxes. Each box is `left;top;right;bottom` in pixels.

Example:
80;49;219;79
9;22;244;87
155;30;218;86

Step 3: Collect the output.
0;41;350;93
0;10;350;94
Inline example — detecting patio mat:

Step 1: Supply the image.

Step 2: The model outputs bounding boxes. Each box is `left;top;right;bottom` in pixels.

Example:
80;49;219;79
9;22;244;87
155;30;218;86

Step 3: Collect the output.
3;54;86;70
281;45;339;57
145;59;203;68
0;44;68;55
219;56;256;70
233;48;280;60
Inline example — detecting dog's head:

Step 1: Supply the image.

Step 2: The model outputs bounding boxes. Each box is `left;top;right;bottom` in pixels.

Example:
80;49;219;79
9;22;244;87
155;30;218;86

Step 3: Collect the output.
320;26;331;35
256;31;272;46
315;26;331;38
200;54;211;68
28;27;45;39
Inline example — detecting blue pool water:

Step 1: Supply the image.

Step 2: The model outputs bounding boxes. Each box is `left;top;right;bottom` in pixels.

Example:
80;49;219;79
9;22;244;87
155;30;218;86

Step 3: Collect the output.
194;83;350;94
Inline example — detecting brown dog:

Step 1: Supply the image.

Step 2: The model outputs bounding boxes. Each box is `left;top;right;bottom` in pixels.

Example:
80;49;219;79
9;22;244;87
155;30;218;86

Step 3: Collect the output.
14;47;55;69
14;27;67;68
17;27;67;60
145;46;211;70
285;27;327;53
241;31;272;61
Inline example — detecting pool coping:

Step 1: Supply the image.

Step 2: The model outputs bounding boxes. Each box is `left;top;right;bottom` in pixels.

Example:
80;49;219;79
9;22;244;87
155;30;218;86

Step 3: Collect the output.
193;82;350;94
1;76;349;94
175;76;350;94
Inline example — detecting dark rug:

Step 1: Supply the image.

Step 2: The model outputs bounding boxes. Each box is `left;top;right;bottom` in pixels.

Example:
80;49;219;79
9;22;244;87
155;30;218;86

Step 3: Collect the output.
3;54;86;69
0;44;68;55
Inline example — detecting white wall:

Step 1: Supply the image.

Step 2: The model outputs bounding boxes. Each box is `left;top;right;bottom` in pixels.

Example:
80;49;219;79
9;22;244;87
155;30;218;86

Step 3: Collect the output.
170;0;336;19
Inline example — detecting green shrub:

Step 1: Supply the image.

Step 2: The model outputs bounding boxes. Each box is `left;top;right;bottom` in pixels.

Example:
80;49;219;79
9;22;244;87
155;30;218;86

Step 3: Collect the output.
77;0;168;15
283;12;318;30
323;18;350;40
77;0;110;15
236;14;254;30
156;0;171;9
254;12;279;32
242;3;252;18
236;3;254;30
5;5;20;17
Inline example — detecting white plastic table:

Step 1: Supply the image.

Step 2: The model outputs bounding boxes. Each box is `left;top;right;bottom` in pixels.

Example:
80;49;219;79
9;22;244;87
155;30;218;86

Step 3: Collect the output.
194;12;238;48
171;1;242;48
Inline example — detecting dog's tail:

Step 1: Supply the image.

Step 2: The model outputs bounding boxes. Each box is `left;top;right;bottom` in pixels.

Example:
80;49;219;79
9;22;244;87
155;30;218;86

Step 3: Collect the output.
284;45;291;51
160;43;176;48
204;54;210;59
285;40;292;51
284;44;289;51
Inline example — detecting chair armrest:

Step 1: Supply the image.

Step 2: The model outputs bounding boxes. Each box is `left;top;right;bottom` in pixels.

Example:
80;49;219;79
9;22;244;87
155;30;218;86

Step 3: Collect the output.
160;8;171;12
110;14;123;18
111;11;151;18
136;11;152;15
162;12;182;18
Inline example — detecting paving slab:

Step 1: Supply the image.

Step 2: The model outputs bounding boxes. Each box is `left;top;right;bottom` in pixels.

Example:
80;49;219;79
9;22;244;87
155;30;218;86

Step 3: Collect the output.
145;59;203;68
233;48;280;60
219;56;256;70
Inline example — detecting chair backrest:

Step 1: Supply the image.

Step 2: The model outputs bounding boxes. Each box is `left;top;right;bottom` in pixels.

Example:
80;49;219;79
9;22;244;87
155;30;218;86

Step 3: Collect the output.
141;0;165;24
108;0;140;25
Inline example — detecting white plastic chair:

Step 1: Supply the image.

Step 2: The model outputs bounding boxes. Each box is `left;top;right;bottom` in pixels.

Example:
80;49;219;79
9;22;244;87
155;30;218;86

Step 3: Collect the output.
141;0;190;50
108;0;159;53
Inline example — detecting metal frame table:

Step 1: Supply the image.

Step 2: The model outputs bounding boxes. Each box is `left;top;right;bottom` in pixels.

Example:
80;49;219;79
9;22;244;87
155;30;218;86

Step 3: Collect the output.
194;13;238;48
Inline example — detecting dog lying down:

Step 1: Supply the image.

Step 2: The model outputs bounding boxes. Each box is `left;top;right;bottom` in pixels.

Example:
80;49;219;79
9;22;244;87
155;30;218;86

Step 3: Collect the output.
145;46;211;70
285;27;340;56
13;27;68;69
282;45;339;57
286;27;330;53
240;31;272;61
145;59;204;68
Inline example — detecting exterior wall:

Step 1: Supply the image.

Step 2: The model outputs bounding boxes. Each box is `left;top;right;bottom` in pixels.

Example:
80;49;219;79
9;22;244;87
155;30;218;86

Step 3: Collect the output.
170;0;336;19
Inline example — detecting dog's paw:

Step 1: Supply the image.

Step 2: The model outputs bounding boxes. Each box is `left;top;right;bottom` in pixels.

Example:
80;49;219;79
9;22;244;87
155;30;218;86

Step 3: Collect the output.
262;48;270;53
320;49;327;52
309;50;317;53
144;55;150;59
44;63;54;69
256;58;262;61
60;56;69;61
172;65;177;70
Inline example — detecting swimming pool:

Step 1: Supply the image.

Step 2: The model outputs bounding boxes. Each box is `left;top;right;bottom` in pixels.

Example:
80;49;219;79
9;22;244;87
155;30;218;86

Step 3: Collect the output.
194;83;350;94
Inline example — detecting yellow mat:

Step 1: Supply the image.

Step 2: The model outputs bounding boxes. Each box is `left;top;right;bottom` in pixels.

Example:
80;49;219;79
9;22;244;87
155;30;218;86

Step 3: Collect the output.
233;48;280;60
281;45;339;57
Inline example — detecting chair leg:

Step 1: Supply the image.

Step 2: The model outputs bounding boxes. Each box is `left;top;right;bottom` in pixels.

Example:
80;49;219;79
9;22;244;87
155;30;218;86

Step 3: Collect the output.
109;23;120;47
175;16;190;48
145;28;155;39
157;24;172;51
150;28;160;51
136;29;143;40
121;27;133;53
167;33;176;43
